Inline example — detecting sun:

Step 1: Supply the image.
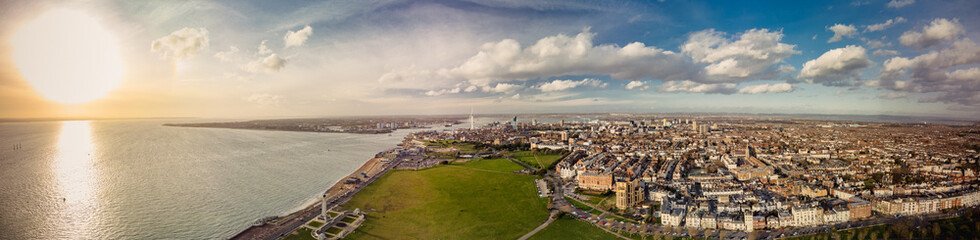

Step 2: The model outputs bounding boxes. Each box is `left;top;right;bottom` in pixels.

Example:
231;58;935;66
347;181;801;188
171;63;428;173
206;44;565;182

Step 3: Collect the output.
11;9;123;104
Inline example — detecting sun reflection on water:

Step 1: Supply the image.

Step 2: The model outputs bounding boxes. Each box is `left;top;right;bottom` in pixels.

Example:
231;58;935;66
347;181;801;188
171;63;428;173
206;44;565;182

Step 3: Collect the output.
53;121;100;237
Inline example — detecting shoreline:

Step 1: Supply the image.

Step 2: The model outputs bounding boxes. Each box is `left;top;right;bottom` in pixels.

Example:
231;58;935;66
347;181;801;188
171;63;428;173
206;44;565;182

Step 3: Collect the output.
230;156;389;240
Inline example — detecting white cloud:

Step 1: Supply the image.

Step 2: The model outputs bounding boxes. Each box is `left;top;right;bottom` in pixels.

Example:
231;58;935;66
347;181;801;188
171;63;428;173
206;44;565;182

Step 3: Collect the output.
151;27;209;59
827;24;858;43
886;0;915;8
863;37;891;49
464;85;479;92
865;17;906;32
511;93;521;99
538;78;607;92
624;80;648;91
798;45;873;86
872;49;900;57
245;54;288;73
214;46;239;62
899;18;964;49
657;80;736;94
876;38;980;106
738;83;794;94
258;40;273;55
246;93;284;106
681;28;799;79
878;92;909;99
381;29;697;87
425;87;461;96
486;83;522;93
284;25;313;48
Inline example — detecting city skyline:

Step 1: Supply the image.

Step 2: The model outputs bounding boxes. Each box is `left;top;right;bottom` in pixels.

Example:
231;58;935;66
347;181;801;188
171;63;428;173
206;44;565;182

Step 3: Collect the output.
2;0;979;119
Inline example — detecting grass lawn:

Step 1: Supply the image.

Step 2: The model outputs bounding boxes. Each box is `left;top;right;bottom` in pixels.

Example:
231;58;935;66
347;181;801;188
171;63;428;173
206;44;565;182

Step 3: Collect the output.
567;197;594;212
307;221;323;228
341;216;356;223
326;227;343;234
453;157;525;172
508;151;542;168
282;227;315;240
528;215;620;240
342;166;549;240
535;152;565;168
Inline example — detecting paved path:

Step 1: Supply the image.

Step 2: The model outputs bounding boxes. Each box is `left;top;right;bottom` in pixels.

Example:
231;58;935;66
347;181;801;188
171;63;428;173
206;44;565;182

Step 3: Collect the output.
501;153;538;171
518;210;558;240
533;154;544;170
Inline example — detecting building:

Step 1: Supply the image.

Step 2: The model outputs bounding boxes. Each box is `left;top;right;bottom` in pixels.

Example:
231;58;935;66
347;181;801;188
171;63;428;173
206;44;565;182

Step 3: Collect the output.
578;171;614;191
792;204;823;227
848;200;872;220
615;179;645;209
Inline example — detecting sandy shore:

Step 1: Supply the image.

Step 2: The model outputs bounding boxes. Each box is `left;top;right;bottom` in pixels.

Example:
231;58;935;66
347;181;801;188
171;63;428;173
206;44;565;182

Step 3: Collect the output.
231;157;389;240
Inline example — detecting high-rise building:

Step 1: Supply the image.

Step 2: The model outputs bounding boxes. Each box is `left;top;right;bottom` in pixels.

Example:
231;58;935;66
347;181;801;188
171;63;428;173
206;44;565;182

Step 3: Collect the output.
615;179;645;209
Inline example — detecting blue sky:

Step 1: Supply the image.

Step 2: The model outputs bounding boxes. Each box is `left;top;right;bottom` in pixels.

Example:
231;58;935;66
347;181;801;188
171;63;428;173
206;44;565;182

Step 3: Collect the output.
1;0;979;119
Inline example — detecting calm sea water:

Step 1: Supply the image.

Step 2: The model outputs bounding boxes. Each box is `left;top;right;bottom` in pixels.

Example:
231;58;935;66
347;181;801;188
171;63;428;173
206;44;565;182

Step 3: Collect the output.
0;119;416;239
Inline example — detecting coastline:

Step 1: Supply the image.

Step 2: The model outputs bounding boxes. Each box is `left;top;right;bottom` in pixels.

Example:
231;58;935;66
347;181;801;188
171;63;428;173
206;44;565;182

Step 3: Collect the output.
230;156;388;240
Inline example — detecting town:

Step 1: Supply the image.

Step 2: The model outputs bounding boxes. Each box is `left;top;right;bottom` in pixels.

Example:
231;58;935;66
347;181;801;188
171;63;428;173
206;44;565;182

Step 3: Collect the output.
406;115;980;239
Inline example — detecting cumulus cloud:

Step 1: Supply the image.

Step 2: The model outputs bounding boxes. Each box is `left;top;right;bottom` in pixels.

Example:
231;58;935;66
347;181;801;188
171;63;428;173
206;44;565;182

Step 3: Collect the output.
245;54;288;73
827;24;858;43
486;83;522;93
258;40;273;55
464;85;479;92
151;27;209;59
284;25;313;48
886;0;914;8
657;80;736;94
872;49;900;57
681;28;799;79
865;17;906;32
380;29;697;87
798;45;873;86
425;87;461;96
874;38;980;106
899;18;964;49
214;46;239;62
738;83;794;94
246;93;284;106
863;37;892;49
624;81;648;91
538;78;607;92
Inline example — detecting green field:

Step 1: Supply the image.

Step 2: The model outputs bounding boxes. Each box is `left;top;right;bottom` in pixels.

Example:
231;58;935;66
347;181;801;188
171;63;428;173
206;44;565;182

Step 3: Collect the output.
307;221;323;228
535;152;565;168
342;165;549;240
528;215;619;240
453;157;526;172
282;227;315;240
509;151;541;168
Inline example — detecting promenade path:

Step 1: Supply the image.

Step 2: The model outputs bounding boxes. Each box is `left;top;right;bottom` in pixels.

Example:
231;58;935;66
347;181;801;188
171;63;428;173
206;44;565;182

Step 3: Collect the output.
517;210;558;240
501;154;538;171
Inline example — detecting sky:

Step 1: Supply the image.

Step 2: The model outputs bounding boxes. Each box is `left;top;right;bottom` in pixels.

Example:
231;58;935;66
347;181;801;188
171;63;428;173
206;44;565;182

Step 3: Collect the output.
1;0;979;119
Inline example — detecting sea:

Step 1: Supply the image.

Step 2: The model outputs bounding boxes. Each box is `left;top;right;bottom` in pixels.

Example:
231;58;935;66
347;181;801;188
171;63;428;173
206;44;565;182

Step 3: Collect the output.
0;119;444;239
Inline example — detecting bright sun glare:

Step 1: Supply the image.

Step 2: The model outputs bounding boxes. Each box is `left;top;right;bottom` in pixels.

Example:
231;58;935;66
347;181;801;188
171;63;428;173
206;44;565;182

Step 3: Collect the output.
12;9;123;104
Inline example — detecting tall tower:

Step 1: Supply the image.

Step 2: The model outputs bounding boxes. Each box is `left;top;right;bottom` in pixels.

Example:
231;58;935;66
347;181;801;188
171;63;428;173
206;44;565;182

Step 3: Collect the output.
470;107;475;130
693;120;698;132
